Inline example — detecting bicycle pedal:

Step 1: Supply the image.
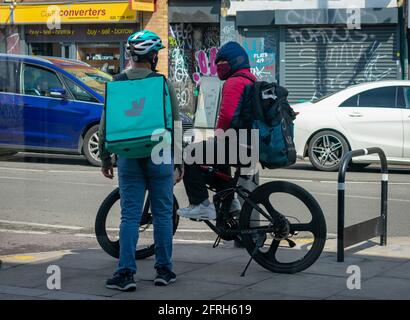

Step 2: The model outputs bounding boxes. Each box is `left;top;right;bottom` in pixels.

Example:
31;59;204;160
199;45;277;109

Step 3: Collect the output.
285;239;296;248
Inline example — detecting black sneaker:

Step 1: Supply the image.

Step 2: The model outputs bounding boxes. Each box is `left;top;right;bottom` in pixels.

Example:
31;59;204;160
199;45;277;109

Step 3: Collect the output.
154;267;176;286
105;270;136;292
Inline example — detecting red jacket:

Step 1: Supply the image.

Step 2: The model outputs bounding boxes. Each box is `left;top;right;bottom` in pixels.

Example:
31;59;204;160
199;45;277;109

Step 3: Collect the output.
216;69;256;131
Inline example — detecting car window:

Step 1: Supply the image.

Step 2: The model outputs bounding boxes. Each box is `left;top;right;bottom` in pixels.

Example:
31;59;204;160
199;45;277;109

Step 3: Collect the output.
23;64;63;97
339;95;359;107
357;87;397;108
396;87;406;108
0;60;20;93
64;77;99;103
60;65;112;96
397;86;410;109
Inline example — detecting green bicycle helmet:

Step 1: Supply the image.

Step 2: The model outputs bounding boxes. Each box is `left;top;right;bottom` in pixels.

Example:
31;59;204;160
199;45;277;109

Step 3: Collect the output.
125;30;165;57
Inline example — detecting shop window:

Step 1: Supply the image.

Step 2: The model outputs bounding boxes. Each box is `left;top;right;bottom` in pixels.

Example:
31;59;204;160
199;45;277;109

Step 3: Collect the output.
78;45;121;75
64;77;99;103
29;43;63;57
240;29;278;83
0;60;20;93
23;64;63;97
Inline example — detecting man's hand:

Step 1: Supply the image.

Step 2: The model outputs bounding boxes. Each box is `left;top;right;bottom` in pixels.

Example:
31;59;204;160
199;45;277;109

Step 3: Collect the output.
102;166;114;179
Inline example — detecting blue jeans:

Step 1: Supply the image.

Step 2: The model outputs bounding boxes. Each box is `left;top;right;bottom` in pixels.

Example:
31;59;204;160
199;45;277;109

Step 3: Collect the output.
116;155;174;274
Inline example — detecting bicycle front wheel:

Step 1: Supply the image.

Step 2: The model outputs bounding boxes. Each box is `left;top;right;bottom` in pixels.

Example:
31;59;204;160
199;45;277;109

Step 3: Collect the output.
95;188;180;260
239;181;326;274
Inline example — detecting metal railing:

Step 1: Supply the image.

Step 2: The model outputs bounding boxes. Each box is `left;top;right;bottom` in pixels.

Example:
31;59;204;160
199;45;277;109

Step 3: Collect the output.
337;147;388;262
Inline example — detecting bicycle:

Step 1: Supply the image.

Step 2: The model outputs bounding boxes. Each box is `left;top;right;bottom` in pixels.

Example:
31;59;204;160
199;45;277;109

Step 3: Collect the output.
95;163;327;275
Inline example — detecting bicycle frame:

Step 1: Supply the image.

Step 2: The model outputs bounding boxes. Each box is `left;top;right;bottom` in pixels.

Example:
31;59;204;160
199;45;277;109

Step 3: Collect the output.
199;166;277;238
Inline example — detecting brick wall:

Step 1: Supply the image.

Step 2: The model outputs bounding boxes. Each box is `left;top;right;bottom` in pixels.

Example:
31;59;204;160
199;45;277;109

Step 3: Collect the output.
141;0;169;76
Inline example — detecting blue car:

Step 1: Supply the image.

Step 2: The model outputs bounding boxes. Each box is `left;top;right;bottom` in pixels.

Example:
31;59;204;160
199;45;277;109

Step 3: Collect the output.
0;54;192;166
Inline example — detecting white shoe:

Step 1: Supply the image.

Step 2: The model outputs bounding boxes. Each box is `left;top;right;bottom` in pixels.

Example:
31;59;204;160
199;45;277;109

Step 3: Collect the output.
230;198;242;213
177;203;216;220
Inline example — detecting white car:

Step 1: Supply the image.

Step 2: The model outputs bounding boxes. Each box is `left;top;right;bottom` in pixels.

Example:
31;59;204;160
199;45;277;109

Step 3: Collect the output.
292;80;410;171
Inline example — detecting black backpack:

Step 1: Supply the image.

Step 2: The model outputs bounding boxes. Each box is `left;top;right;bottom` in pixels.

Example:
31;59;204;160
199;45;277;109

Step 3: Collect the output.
230;74;297;169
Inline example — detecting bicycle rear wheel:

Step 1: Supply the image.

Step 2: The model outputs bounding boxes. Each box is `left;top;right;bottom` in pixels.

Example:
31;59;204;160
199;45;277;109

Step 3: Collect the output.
95;188;180;260
239;181;326;274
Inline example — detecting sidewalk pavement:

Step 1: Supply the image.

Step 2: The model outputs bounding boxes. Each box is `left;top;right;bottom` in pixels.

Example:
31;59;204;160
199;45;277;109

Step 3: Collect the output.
0;237;409;300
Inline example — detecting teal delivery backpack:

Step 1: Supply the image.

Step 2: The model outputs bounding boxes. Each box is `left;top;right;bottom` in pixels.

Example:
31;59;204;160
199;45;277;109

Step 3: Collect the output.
104;74;173;158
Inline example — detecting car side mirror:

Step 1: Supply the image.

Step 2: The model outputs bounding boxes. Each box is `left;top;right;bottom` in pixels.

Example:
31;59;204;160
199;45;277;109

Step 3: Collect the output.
49;88;67;99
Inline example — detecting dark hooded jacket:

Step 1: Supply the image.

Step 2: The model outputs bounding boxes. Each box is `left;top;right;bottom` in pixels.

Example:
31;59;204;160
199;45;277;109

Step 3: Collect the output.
215;42;256;130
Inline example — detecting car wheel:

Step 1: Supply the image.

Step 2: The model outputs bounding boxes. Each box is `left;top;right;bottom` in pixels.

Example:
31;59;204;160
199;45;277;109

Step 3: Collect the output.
308;130;349;172
83;125;101;167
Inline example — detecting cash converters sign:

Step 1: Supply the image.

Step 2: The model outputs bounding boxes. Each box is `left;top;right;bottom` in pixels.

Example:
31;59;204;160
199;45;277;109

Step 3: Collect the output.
12;2;137;24
0;6;11;24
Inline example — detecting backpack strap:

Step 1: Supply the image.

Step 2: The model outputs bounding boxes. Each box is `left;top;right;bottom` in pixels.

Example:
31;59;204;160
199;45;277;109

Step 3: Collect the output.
146;73;174;137
230;72;256;83
252;81;266;121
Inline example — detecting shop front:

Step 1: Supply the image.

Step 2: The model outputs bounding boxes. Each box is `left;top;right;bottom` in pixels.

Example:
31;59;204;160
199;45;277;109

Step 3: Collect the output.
224;0;402;103
238;25;279;83
168;0;221;113
8;1;139;74
24;24;139;75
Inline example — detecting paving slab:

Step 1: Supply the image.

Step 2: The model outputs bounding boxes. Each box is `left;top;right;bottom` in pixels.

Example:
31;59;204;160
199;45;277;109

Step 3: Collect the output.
44;249;118;271
0;262;19;271
0;285;47;298
381;261;410;279
32;268;120;297
0;293;46;300
113;278;243;300
0;265;53;288
325;294;375;300
304;255;402;279
1;239;410;300
170;243;245;264
215;289;317;300
225;273;348;299
337;277;410;300
180;255;277;286
38;290;113;300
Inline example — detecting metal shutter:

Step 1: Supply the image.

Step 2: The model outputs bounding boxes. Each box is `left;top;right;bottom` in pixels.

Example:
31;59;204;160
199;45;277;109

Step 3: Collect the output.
284;26;399;104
